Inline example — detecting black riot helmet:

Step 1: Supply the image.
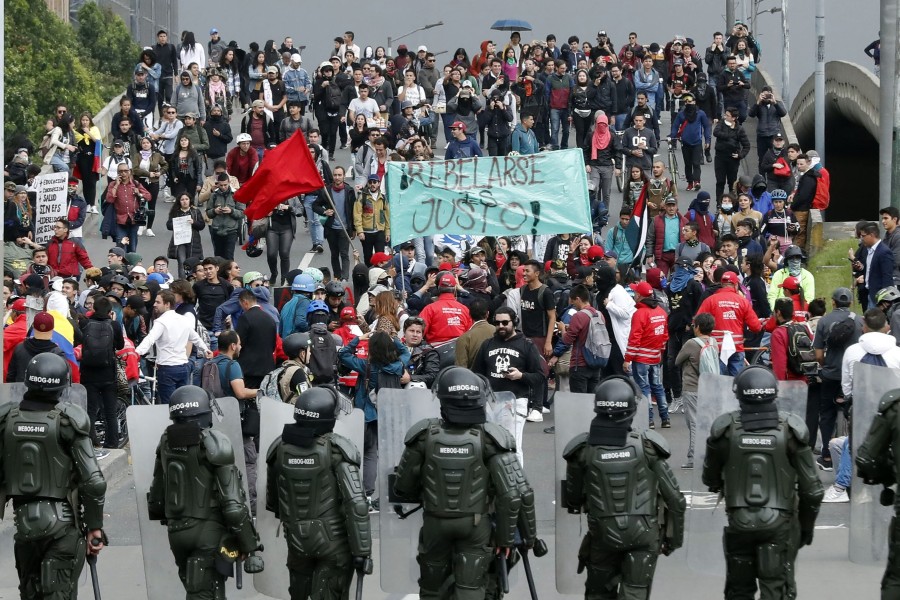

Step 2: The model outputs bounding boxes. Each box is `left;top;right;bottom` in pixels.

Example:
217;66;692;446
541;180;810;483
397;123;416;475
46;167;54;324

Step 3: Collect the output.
325;281;346;297
593;376;638;423
733;366;778;405
282;332;311;360
281;387;338;447
433;366;486;425
169;386;213;428
24;352;70;395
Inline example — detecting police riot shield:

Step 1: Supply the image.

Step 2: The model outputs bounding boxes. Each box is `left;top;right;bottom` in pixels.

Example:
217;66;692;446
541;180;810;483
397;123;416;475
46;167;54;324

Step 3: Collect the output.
851;363;900;564
127;397;254;600
0;383;88;412
377;387;441;593
687;374;808;575
553;390;597;595
253;396;364;598
486;391;528;467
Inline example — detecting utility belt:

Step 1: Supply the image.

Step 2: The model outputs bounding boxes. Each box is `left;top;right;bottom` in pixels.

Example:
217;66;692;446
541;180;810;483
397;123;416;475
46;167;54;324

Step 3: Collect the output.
12;498;76;542
425;510;487;521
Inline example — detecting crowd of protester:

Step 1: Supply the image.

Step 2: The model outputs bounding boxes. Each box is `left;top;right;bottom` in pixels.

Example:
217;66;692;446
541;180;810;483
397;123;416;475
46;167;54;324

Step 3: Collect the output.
5;22;896;512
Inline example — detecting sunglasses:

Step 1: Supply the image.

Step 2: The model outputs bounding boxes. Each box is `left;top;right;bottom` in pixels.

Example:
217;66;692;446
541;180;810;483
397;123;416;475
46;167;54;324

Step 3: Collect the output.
495;319;512;326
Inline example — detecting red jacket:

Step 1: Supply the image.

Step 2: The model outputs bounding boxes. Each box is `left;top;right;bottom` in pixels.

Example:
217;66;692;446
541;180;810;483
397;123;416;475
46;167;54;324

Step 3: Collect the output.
105;179;151;225
46;235;92;278
697;287;763;352
649;212;688;261
812;166;830;210
770;322;810;381
3;315;28;379
625;300;669;364
420;293;473;345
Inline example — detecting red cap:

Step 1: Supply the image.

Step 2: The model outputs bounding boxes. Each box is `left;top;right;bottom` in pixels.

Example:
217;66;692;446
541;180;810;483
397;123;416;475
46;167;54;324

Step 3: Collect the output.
438;262;455;272
629;281;654;297
32;311;54;332
778;276;800;291
720;271;740;285
340;306;357;320
586;245;605;261
11;298;26;312
370;252;392;266
450;121;466;131
438;273;457;288
646;267;664;290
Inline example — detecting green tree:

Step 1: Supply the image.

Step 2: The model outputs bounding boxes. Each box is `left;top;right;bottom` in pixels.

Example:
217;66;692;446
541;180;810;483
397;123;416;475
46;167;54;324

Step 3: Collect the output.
76;2;140;80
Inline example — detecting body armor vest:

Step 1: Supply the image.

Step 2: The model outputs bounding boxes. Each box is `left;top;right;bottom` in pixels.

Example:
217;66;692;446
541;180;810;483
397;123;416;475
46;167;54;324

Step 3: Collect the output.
724;419;796;512
159;431;220;520
4;407;72;500
584;433;657;518
421;423;490;516
276;434;342;524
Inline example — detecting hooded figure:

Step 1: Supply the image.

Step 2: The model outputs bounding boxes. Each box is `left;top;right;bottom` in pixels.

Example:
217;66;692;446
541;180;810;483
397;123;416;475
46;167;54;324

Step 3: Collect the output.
686;191;717;247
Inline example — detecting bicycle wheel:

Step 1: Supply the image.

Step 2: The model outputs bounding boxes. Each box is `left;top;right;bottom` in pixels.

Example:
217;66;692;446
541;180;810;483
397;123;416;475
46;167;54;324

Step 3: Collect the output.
94;398;130;449
668;147;680;182
238;217;247;245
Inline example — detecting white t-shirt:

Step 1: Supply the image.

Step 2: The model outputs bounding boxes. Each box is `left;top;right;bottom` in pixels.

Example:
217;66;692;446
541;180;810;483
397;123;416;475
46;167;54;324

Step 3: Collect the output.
348;97;380;120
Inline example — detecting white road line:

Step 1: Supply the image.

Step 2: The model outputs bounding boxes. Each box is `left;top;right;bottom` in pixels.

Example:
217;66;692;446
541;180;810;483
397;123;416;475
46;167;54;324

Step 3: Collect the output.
298;252;316;269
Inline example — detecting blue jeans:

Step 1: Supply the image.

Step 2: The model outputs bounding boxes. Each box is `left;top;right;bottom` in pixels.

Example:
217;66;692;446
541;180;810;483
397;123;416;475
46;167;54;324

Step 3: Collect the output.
188;355;206;386
49;155;70;174
255;147;265;163
303;195;324;246
830;437;853;489
632;361;669;421
413;236;434;266
720;351;746;376
549;108;570;149
614;113;628;131
115;223;139;253
156;363;190;405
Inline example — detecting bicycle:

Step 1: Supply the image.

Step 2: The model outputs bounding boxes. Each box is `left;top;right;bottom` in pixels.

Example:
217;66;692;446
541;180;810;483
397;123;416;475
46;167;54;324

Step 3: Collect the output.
666;137;681;183
614;130;627;192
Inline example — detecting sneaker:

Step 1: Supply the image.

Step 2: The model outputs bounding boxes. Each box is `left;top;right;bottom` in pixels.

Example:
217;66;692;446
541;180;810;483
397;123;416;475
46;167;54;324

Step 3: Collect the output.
685;183;695;192
94;448;110;460
526;409;544;422
145;228;155;237
313;244;325;253
822;484;850;503
137;226;145;236
541;406;550;414
340;143;348;150
543;426;556;434
816;457;834;472
669;398;683;413
649;420;655;429
661;419;671;429
367;497;380;513
681;462;694;469
88;205;99;214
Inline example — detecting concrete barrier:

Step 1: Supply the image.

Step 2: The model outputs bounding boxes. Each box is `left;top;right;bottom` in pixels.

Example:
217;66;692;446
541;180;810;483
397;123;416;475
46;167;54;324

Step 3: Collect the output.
807;209;825;255
751;68;799;145
92;93;125;143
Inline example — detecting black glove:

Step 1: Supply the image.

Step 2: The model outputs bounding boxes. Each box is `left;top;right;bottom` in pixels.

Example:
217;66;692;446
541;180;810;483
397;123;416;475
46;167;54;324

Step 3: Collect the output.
243;555;264;573
800;529;814;547
353;556;374;574
882;487;896;507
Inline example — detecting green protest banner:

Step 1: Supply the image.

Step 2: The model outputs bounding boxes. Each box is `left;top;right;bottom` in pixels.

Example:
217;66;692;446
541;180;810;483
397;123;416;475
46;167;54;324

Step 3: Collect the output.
385;149;591;243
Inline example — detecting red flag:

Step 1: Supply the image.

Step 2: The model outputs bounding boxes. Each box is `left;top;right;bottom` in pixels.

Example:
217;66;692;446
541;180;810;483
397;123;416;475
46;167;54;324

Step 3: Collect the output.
235;130;325;221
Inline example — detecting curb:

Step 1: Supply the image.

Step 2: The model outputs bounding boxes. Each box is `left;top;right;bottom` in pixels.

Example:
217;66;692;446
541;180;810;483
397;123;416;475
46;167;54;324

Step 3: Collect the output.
99;448;131;488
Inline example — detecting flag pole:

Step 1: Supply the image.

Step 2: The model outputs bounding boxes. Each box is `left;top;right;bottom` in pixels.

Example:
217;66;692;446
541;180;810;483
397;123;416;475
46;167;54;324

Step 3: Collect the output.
319;185;356;247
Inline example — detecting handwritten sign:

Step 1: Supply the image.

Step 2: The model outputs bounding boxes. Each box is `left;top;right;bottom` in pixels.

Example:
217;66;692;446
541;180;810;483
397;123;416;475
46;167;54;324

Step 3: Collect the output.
171;215;193;246
34;172;69;245
385;149;591;243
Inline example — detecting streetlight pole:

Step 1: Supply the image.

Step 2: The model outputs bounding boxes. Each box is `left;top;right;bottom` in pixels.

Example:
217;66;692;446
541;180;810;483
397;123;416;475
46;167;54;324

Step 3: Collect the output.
814;0;825;161
727;0;736;33
387;21;444;57
782;0;790;107
880;0;900;208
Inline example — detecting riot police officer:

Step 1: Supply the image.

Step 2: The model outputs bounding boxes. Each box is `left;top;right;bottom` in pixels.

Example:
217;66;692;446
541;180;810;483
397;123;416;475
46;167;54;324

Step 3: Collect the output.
148;385;263;599
265;387;372;599
0;353;107;599
702;366;823;599
563;375;686;599
394;366;538;600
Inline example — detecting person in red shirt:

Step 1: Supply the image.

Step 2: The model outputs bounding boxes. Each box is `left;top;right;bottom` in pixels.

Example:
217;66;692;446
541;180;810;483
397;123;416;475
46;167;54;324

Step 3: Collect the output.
45;219;92;278
3;298;28;379
625;281;671;428
226;133;259;185
770;297;810;381
696;270;763;375
419;273;472;345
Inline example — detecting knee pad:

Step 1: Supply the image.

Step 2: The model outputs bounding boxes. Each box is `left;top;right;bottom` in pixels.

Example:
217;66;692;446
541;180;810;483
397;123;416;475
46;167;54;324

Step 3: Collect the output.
40;558;69;594
621;550;658;588
185;556;217;594
417;555;451;594
453;547;491;591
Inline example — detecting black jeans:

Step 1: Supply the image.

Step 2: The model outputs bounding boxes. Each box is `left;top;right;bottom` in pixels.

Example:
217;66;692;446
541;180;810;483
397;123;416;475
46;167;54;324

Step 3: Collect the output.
82;173;99;208
145;180;160;228
572;112;594;149
665;326;689;399
681;143;704;185
714;154;740;201
211;231;238;260
487;135;511;157
265;225;294;285
818;377;845;458
757;135;774;166
84;379;119;448
324;226;351;280
320;114;341;156
158;76;174;114
570;366;602;394
360;230;386;266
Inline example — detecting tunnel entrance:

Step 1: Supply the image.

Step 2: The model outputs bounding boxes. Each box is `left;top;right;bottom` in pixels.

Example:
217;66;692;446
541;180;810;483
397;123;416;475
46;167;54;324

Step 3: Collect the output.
795;108;879;222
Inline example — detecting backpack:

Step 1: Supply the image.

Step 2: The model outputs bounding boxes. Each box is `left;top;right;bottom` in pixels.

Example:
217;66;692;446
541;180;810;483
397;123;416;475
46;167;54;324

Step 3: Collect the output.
81;320;116;368
825;312;857;351
307;324;337;384
324;84;342;112
785;323;817;376
579;307;612;369
201;355;234;399
692;337;720;374
535;283;571;322
258;364;285;399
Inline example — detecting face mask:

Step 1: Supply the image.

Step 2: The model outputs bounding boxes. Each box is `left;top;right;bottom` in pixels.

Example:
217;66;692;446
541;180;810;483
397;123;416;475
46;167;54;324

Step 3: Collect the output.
787;258;802;276
721;203;733;213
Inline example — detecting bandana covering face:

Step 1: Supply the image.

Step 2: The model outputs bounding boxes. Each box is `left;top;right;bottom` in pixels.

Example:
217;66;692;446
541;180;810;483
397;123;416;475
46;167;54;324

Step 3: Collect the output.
787;258;802;277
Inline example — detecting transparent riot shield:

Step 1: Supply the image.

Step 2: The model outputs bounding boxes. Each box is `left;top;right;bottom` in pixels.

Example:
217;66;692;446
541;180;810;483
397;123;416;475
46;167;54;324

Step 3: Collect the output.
851;363;900;564
253;396;365;598
553;390;597;595
127;397;253;599
486;391;528;467
0;383;88;412
376;387;441;593
687;374;808;575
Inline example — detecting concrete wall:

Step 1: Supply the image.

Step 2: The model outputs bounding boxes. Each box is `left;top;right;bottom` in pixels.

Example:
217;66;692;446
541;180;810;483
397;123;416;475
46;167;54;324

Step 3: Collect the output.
93;94;126;143
751;68;799;145
790;60;881;141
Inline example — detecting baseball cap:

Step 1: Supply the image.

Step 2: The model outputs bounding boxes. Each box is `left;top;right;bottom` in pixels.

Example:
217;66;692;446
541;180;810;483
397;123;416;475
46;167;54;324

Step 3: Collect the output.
587;245;605;261
675;256;694;268
470;246;486;255
461;80;473;88
832;287;853;304
340;306;357;321
130;265;147;275
774;131;785;140
368;284;389;296
367;174;381;182
720;271;740;285
147;272;166;285
778;276;801;291
251;99;265;108
125;252;142;265
291;53;302;63
4;181;16;191
108;247;125;258
370;252;392;266
664;195;677;205
438;273;457;288
605;250;619;260
266;65;279;74
209;28;218;35
450;121;466;131
629;281;654;297
400;241;416;250
113;140;124;147
32;311;54;333
417;45;428;53
243;271;265;285
11;298;26;312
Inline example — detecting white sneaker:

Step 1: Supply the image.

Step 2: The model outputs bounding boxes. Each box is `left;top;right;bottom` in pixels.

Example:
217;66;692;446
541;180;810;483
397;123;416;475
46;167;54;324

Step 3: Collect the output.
88;205;98;214
541;406;550;414
669;398;683;413
137;226;145;236
822;484;849;503
526;409;544;423
145;228;155;237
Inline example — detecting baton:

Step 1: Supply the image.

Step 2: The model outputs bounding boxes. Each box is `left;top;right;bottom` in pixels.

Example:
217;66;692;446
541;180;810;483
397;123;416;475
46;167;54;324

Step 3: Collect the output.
355;557;373;600
393;503;423;519
496;551;509;594
236;557;243;589
88;538;102;600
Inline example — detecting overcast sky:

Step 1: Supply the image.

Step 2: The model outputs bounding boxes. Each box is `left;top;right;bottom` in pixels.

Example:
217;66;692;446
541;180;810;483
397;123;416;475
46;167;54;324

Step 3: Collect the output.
180;0;881;104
